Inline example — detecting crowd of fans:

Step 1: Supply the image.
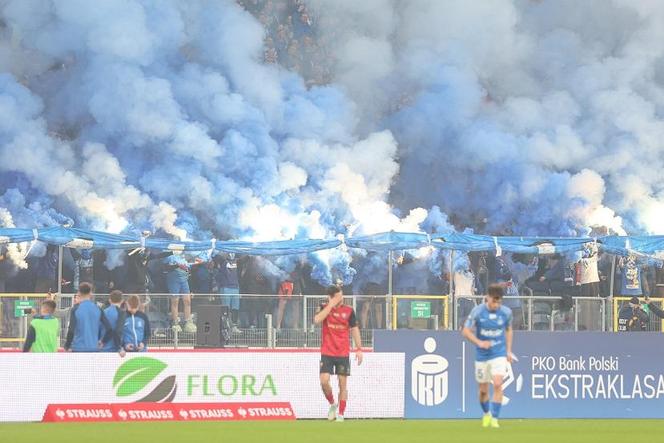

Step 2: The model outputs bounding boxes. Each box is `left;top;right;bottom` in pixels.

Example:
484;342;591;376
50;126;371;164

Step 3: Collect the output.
449;245;664;331
237;0;332;87
2;240;664;342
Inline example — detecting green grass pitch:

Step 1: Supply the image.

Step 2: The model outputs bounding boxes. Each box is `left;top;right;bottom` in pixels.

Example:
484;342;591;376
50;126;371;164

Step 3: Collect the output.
0;420;659;443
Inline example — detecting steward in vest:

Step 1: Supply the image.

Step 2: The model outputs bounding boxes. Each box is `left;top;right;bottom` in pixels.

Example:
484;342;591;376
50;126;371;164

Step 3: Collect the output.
23;299;59;352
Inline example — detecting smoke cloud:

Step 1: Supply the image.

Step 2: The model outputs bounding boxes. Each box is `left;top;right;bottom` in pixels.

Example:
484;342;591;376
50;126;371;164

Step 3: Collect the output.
307;0;664;236
1;0;663;281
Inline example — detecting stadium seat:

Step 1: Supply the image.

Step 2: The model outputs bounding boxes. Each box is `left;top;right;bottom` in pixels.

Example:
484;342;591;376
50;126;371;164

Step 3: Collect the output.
532;313;551;330
553;310;572;330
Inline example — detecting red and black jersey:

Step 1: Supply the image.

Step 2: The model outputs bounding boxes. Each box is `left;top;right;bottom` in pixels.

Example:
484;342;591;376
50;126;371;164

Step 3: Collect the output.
320;303;357;357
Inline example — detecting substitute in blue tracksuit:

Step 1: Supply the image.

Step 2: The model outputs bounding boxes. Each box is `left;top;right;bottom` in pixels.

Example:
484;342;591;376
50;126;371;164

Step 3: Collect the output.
65;282;113;352
100;290;126;352
122;295;151;352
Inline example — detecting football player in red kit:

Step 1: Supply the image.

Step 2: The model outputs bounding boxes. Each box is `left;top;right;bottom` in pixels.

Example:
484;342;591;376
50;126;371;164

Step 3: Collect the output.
314;285;363;422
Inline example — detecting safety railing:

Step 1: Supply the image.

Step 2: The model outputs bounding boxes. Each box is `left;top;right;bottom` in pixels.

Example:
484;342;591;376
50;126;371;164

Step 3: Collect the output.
612;297;664;332
0;293;54;347
454;295;608;332
2;292;639;350
0;293;377;350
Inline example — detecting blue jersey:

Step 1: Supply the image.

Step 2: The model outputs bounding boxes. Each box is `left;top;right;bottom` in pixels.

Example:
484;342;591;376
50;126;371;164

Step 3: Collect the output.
464;303;512;362
164;254;189;277
65;300;112;352
122;311;151;351
620;260;643;296
100;305;124;352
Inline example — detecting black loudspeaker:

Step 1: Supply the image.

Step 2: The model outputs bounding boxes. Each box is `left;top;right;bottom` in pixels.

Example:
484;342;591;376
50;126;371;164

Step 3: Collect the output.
195;305;230;348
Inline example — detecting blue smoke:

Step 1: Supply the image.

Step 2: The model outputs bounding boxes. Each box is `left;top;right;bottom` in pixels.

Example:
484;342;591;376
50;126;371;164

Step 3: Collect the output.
1;0;660;286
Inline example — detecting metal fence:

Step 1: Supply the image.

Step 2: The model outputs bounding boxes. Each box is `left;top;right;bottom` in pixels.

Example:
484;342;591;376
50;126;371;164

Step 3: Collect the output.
454;295;608;332
0;293;54;348
0;293;380;350
3;292;662;350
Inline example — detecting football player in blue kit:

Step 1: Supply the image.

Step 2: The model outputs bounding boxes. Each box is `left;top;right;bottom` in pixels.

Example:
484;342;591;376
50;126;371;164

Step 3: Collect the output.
462;284;513;428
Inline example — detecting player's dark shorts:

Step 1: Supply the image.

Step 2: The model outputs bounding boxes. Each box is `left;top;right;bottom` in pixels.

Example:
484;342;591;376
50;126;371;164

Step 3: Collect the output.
320;355;351;376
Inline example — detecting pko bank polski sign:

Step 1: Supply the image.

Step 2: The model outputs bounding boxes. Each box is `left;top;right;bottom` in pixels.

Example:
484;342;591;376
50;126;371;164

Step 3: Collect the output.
0;352;404;422
375;331;664;419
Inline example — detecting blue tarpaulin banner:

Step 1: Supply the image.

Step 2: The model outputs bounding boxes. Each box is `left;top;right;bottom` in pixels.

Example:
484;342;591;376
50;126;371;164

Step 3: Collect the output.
0;228;38;244
431;232;596;255
36;227;141;249
215;238;342;256
0;226;664;257
346;232;429;251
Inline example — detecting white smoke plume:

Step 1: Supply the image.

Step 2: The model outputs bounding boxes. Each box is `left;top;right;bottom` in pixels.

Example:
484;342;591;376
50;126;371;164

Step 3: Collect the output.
0;204;28;269
2;0;663;285
306;0;664;235
0;0;423;284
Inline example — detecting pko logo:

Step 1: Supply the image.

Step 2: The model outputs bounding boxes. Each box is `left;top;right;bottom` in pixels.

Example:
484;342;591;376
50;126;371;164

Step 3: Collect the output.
411;337;449;406
113;357;177;403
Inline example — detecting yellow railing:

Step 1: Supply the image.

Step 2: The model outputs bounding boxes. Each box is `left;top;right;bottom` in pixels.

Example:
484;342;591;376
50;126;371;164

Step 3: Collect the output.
391;294;449;330
612;296;664;332
0;293;53;297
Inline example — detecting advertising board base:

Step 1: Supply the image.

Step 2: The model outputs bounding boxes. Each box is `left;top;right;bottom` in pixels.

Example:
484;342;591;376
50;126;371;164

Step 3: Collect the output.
42;402;296;422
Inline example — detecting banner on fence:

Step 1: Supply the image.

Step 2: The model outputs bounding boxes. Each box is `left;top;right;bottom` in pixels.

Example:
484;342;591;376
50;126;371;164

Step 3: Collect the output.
375;330;664;419
0;352;404;422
